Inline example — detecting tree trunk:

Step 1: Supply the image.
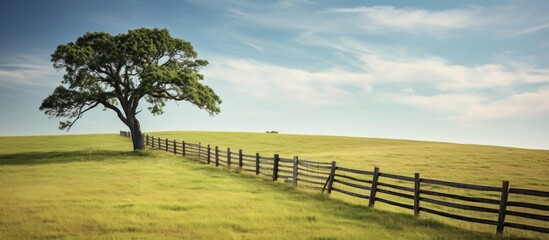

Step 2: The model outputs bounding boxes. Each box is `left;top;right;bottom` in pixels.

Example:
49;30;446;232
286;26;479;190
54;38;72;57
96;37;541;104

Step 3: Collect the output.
129;118;144;150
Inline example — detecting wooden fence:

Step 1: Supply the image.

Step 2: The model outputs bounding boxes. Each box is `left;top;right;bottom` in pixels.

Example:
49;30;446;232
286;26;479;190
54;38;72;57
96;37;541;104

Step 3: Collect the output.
120;131;548;236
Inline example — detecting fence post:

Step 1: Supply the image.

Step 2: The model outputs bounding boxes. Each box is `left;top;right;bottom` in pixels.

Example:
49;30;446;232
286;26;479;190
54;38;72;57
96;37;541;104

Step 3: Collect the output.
414;173;421;216
292;156;299;187
326;161;337;194
198;143;202;160
273;154;279;181
496;180;510;234
255;153;260;175
368;167;380;207
215;146;219;167
207;145;211;164
146;135;149;146
173;139;177;154
164;138;168;151
227;148;231;167
238;149;243;168
182;141;186;156
158;137;161;150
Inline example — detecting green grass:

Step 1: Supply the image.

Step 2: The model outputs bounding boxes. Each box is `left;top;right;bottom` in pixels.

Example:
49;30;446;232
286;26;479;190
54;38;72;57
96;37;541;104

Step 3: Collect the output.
149;131;549;190
0;133;546;239
147;131;549;238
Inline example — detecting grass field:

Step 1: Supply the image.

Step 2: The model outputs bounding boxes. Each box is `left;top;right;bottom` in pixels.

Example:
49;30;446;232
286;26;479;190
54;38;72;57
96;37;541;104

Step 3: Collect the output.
149;131;549;190
148;131;549;238
0;133;546;239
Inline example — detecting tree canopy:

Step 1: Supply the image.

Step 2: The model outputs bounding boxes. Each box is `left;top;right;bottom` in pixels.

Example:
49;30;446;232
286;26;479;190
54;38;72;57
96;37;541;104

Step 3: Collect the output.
40;28;222;150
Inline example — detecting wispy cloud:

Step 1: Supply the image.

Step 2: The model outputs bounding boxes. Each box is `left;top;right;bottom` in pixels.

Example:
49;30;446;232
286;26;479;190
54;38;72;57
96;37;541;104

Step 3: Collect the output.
243;42;263;51
325;5;481;33
506;22;549;37
229;3;467;35
297;35;549;89
0;55;57;88
206;58;370;104
216;1;549;124
225;1;549;37
208;33;549;123
175;1;549;125
389;87;549;122
359;51;548;90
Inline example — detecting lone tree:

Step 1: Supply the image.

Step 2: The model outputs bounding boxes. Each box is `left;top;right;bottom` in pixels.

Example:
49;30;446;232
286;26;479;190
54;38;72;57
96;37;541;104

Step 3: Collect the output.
40;28;221;150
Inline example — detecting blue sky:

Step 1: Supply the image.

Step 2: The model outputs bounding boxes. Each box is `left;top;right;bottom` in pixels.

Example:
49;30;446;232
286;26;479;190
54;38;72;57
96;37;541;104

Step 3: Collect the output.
0;0;548;149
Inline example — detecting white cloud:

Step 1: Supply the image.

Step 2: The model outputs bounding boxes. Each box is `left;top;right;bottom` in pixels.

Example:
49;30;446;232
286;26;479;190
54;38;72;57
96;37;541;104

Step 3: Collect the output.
242;41;264;51
205;58;371;104
360;53;548;90
299;35;549;90
346;41;549;122
390;87;549;122
207;35;549;123
0;55;61;98
227;2;548;37
0;61;56;87
229;4;464;35
387;92;486;115
506;22;549;37
200;1;549;125
327;5;481;32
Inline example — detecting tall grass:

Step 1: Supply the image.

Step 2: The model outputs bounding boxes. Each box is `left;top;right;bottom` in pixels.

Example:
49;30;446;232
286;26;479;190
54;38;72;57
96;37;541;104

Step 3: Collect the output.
0;134;533;239
147;131;549;238
148;131;549;189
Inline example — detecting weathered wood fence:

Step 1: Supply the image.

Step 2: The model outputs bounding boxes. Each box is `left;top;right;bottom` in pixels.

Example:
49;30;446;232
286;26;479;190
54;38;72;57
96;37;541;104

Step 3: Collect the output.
120;131;548;236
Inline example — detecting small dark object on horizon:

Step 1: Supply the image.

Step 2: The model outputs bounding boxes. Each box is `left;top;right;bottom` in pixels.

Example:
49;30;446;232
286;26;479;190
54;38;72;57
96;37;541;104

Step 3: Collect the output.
266;131;279;134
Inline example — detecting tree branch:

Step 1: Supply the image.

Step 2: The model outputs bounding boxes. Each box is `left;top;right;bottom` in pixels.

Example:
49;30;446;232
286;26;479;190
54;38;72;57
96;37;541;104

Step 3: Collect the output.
98;99;128;126
64;101;100;131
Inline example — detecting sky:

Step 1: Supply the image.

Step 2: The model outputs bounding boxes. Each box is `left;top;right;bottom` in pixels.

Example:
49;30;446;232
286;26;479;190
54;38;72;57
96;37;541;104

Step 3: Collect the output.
0;0;548;150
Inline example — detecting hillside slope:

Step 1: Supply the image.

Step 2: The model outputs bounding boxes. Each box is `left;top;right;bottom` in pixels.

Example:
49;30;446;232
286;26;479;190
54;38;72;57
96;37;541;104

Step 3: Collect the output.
0;134;532;239
150;131;549;190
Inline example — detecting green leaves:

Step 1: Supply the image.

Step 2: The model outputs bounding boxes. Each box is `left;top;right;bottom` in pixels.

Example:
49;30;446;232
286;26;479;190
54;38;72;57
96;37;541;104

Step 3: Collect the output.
40;28;222;133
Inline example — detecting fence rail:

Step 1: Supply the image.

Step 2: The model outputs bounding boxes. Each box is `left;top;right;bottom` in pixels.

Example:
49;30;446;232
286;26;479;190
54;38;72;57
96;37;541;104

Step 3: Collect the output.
121;131;549;236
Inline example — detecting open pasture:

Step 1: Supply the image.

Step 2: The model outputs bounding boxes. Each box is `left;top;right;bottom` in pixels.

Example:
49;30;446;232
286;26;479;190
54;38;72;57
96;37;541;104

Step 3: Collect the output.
0;133;546;239
148;131;549;238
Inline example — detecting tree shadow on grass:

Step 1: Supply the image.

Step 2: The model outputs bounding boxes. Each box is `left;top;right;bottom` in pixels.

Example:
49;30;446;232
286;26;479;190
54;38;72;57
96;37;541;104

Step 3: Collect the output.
0;150;149;165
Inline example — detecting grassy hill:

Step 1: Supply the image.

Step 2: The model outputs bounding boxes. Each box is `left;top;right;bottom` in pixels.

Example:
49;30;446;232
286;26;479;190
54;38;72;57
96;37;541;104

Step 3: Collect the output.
148;131;549;238
149;131;549;190
0;133;546;239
